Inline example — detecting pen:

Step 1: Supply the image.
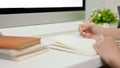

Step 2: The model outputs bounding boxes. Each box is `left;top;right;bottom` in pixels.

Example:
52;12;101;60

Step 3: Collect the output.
88;14;96;23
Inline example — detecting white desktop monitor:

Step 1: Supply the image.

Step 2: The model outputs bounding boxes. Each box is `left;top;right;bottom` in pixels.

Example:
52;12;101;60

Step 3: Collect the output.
0;0;85;28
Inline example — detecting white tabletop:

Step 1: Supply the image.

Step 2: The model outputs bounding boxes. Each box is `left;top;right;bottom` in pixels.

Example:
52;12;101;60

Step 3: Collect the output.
0;49;102;68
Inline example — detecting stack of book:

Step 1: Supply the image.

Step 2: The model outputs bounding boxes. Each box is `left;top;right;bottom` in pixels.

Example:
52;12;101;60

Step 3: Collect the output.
0;36;48;61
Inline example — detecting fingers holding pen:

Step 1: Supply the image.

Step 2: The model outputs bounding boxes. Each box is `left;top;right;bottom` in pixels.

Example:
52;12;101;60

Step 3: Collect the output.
79;24;87;31
79;24;88;36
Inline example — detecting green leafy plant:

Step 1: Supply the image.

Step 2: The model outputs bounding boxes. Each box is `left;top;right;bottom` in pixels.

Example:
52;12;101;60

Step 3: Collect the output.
90;8;119;25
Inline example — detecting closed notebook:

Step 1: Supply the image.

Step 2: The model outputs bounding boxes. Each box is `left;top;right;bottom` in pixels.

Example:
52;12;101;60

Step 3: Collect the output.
0;36;40;50
52;35;97;56
0;44;46;56
0;45;48;61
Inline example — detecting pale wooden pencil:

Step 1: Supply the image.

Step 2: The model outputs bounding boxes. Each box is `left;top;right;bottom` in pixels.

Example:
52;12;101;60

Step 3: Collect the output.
88;15;96;23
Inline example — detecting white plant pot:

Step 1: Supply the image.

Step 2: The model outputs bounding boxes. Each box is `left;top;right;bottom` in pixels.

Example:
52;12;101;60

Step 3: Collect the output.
102;23;110;28
110;24;117;28
102;23;117;28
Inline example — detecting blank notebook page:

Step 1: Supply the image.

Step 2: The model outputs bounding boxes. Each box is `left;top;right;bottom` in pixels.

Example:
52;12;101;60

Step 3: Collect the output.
53;35;97;56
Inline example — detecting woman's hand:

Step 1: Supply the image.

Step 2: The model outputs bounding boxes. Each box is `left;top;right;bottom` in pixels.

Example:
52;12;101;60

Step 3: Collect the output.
79;23;104;39
94;36;120;68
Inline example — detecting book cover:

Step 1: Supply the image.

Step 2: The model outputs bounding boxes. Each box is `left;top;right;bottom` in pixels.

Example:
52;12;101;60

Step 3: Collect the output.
0;36;40;50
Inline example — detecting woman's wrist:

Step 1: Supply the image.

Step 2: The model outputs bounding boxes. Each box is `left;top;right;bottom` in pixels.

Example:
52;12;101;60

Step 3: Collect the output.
110;51;120;68
92;25;105;35
102;28;120;39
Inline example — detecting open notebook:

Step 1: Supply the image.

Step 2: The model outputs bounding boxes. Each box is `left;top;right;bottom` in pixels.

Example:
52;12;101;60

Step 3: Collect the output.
52;35;97;56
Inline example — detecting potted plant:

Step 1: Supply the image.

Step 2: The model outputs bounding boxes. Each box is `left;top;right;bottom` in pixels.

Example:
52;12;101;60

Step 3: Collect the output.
89;8;119;27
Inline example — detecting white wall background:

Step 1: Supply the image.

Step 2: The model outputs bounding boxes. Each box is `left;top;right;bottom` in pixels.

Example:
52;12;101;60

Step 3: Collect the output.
85;0;105;22
105;0;120;13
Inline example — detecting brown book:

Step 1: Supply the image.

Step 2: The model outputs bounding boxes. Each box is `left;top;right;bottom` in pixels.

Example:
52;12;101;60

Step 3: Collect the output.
0;36;40;50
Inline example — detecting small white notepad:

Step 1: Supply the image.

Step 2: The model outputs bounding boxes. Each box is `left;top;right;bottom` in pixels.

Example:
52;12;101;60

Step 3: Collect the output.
52;35;97;56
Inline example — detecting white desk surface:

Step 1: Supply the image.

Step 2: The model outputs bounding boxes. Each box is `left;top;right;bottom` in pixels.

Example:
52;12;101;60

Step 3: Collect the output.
0;21;103;68
0;49;102;68
0;32;102;68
